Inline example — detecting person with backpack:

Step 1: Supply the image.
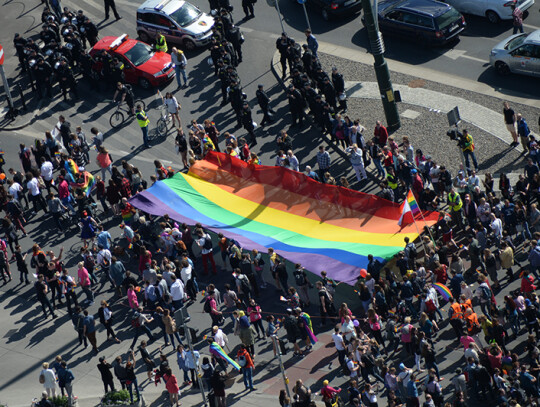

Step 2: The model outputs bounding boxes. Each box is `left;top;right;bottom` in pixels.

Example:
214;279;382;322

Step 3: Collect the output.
195;228;217;275
464;308;484;348
129;306;155;350
57;362;76;407
404;237;417;269
236;344;255;391
293;264;311;307
275;257;289;296
476;275;493;318
316;280;336;327
204;290;223;328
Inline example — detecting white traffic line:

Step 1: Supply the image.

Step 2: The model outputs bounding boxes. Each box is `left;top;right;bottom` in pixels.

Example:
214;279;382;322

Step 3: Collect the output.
439;49;489;63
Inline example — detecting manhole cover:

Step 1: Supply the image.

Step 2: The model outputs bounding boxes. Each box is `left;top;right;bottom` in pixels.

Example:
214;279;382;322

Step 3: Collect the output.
408;79;426;88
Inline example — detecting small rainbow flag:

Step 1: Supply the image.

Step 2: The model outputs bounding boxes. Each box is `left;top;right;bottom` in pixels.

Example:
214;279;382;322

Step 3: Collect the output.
387;309;395;315
301;314;317;345
209;342;240;371
279;296;287;302
135;286;141;292
432;282;452;301
406;190;421;216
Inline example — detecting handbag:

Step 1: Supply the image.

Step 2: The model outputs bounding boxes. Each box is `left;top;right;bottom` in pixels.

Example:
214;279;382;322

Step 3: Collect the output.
39;374;45;384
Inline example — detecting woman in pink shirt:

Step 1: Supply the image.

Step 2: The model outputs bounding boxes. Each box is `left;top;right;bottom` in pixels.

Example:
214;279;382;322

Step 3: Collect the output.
127;284;139;309
96;146;113;181
77;261;94;304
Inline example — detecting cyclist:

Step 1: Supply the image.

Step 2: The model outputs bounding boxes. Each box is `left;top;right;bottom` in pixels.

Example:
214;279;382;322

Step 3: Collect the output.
320;380;341;407
113;82;135;115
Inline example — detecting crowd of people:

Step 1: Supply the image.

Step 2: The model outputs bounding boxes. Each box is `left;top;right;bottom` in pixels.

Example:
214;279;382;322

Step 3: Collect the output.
6;2;540;407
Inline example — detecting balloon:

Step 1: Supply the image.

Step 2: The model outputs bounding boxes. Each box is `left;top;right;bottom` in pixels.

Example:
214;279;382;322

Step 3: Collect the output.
360;268;367;278
353;320;360;327
0;173;5;180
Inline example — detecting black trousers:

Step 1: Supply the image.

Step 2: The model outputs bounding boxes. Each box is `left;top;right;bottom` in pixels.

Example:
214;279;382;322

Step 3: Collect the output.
39;296;54;317
104;0;121;18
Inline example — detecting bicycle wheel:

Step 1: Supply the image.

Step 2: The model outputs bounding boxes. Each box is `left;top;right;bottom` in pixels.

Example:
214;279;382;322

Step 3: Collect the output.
134;98;146;111
110;110;125;129
157;118;168;136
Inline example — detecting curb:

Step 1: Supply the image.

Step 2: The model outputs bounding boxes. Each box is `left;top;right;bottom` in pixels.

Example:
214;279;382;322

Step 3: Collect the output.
0;99;45;131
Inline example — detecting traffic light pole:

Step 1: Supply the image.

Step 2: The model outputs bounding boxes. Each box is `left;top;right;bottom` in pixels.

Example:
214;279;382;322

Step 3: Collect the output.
271;335;291;400
361;0;400;132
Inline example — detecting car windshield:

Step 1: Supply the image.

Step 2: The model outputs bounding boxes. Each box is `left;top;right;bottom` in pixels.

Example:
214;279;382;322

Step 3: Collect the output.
123;42;154;66
505;33;528;50
435;7;460;29
169;3;201;27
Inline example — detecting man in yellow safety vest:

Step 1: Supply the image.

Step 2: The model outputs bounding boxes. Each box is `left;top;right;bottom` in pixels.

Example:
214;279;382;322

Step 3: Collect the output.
447;187;464;230
136;104;150;149
155;31;168;53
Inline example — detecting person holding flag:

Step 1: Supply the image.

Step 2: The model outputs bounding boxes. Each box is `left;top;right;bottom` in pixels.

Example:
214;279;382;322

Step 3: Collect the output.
295;307;317;351
236;344;256;391
207;336;240;374
398;189;421;226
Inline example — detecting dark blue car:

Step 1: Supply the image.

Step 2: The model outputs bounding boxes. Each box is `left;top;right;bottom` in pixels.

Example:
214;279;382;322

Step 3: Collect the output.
373;0;466;45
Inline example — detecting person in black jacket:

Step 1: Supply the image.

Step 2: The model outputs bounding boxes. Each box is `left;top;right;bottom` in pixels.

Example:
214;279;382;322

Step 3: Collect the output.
97;356;116;393
331;67;347;113
35;58;53;99
256;84;274;126
82;18;99;47
56;59;78;101
276;33;291;78
229;80;244;128
241;102;257;146
13;33;28;73
287;84;305;127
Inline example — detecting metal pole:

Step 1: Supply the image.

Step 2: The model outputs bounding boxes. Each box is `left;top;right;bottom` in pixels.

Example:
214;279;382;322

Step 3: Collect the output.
301;3;312;32
0;65;14;110
274;1;286;34
361;0;400;132
271;335;291;400
17;84;27;111
178;309;207;406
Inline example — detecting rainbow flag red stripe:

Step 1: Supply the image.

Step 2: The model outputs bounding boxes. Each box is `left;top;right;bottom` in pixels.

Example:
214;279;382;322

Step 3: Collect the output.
406;190;421;216
432;282;452;301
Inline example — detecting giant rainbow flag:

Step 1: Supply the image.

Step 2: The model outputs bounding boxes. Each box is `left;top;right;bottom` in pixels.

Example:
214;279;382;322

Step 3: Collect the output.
129;151;439;285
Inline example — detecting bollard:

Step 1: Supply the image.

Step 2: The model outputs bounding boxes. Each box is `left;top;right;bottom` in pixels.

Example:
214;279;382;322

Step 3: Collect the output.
17;84;27;111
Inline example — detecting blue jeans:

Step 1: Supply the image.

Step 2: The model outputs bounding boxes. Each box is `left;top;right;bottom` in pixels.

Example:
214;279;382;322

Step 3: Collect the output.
242;367;253;389
141;126;149;147
175;66;187;86
61;197;76;214
463;150;478;172
513;24;524;34
81;286;94;303
374;160;385;178
130;325;155;349
168;332;183;347
127;378;140;403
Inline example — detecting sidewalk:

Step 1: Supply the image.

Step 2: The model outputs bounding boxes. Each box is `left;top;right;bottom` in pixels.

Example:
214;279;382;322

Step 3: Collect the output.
270;42;534;183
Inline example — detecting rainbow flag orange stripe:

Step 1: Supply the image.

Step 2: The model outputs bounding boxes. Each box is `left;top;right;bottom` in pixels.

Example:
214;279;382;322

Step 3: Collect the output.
433;282;452;301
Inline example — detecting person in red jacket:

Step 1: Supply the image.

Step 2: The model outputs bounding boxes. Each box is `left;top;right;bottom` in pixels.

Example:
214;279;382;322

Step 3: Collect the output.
374;121;388;147
320;380;341;407
236;344;255;391
521;272;536;294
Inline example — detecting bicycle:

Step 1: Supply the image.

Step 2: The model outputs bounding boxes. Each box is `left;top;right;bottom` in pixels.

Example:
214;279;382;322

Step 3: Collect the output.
156;102;171;137
109;98;146;129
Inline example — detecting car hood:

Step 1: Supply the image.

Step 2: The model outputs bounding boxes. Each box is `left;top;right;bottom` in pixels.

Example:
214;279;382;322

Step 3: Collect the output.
184;13;214;34
138;52;172;73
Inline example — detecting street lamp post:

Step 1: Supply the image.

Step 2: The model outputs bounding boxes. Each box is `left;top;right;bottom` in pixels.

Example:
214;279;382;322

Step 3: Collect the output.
175;307;207;407
266;0;287;34
297;0;312;31
271;335;291;399
361;0;400;132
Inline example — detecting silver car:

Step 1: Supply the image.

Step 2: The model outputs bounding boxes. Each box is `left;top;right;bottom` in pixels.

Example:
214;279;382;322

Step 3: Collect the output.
443;0;534;23
489;30;540;77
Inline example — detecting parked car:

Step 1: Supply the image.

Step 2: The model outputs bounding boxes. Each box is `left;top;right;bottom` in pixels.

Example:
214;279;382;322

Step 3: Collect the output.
371;0;466;46
136;0;214;51
293;0;362;21
442;0;534;23
89;34;175;89
490;30;540;76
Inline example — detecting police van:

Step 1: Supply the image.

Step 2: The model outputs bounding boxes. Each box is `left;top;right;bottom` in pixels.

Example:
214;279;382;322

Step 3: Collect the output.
136;0;215;51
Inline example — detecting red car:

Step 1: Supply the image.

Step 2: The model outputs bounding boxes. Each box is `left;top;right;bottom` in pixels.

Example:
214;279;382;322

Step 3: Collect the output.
89;34;175;89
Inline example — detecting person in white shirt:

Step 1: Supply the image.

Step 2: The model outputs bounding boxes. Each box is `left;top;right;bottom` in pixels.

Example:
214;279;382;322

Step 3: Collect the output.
40;157;55;194
345;352;359;379
332;326;346;365
8;180;22;201
212;325;228;349
170;274;185;311
25;173;48;215
341;315;357;343
490;213;503;247
287;150;299;172
170;47;188;88
163;92;181;128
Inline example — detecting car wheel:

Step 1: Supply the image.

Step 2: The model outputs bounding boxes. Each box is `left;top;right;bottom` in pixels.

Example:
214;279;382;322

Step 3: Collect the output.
138;31;151;44
139;78;152;89
485;10;500;24
322;9;330;21
183;39;196;51
495;61;511;76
